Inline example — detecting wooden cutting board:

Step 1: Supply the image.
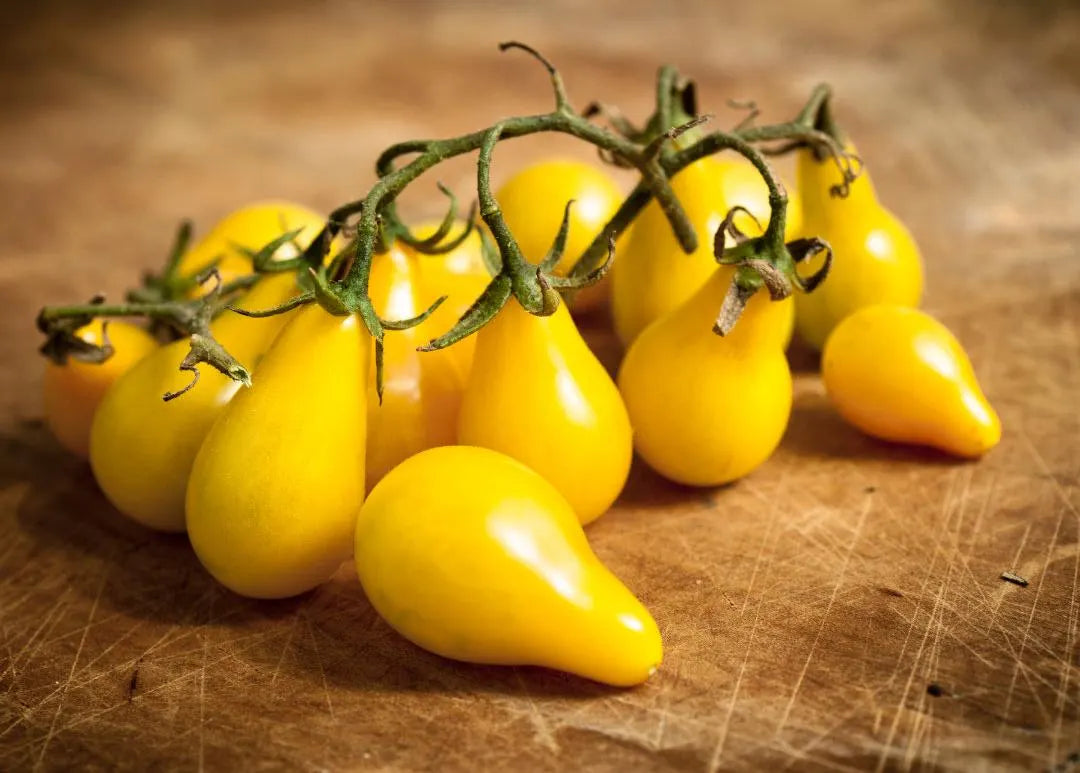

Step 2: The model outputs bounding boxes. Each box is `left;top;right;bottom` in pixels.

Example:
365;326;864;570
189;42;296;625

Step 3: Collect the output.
2;1;1078;770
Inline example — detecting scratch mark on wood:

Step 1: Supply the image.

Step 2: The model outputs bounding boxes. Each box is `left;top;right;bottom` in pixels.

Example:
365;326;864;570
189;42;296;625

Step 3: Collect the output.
514;669;559;753
303;613;335;722
34;567;107;771
774;496;871;741
1000;503;1066;731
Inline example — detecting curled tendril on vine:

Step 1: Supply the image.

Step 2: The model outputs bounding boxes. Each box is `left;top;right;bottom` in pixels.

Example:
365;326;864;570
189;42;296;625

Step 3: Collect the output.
36;42;863;398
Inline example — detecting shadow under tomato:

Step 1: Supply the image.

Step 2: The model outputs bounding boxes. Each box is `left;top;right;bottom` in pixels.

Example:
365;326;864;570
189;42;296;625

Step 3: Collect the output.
278;576;628;699
8;421;278;627
785;336;821;374
780;391;969;466
612;455;718;512
7;422;627;700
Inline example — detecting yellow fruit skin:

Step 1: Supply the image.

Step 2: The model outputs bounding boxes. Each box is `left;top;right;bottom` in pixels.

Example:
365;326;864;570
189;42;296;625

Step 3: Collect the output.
612;156;800;348
186;304;368;599
794;145;923;351
618;266;792;487
497;159;623;276
177;200;327;290
43;320;157;458
89;273;304;532
399;220;491;378
822;305;1001;457
366;246;465;490
496;159;625;315
458;301;632;525
354;445;662;687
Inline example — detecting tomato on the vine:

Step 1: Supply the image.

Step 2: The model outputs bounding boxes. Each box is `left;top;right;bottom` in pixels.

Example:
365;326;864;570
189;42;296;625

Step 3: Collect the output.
400;220;491;377
458;299;632;525
187;303;369;599
365;244;466;490
90;201;326;532
612;156;798;348
42;320;157;458
794;144;923;351
618;266;791;486
177;200;327;290
497;159;623;313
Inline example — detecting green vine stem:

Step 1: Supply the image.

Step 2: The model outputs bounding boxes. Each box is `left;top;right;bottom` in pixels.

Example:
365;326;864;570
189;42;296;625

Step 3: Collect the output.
36;42;861;398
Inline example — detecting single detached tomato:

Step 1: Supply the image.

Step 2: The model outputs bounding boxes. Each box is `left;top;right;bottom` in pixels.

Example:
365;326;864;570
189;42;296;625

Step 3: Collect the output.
42;320;157;458
187;303;369;599
90;272;306;532
177;200;327;291
794;143;924;351
497;159;623;313
612;156;798;348
366;245;466;490
618;266;792;486
458;300;632;524
355;445;662;687
822;305;1000;457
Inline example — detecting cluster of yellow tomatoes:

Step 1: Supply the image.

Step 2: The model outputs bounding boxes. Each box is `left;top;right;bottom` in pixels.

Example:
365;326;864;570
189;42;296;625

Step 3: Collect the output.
42;141;1000;687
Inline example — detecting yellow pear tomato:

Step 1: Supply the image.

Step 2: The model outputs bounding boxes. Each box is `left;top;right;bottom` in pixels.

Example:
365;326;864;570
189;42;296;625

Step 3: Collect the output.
794;144;923;351
618;266;792;486
612;155;798;348
822;305;1000;457
355;445;662;687
177;200;326;290
400;220;491;376
89;272;305;532
458;300;632;524
187;304;369;599
42;320;157;459
366;245;466;490
497;159;623;314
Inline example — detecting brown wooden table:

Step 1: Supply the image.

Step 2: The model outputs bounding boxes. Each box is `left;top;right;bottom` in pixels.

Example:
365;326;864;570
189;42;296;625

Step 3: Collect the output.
3;1;1079;770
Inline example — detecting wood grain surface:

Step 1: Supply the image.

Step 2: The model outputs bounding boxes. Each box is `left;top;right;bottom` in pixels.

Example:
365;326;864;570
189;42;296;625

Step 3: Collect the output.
2;1;1079;770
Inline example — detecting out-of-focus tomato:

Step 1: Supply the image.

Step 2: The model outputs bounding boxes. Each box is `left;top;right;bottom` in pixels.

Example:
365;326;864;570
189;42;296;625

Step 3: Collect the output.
794;144;923;351
177;200;326;290
497;159;623;313
42;320;157;458
366;244;465;490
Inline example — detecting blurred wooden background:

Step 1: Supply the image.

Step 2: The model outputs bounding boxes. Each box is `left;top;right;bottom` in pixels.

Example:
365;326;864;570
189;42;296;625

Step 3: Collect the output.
2;1;1079;770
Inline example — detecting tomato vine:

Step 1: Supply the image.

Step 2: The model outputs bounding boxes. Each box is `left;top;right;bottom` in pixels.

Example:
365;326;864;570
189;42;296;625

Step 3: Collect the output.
36;41;860;397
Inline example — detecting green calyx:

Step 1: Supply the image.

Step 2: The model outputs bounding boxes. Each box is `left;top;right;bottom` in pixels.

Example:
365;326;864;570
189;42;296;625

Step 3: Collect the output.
35;42;864;399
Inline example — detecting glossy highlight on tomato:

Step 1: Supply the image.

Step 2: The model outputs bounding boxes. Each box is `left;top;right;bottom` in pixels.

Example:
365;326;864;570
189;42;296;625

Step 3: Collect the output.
612;155;799;348
498;158;623;313
794;144;923;351
458;300;632;524
366;244;465;490
822;305;1000;457
400;220;491;376
618;267;792;486
42;320;157;459
176;200;327;290
187;304;369;599
354;445;662;686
